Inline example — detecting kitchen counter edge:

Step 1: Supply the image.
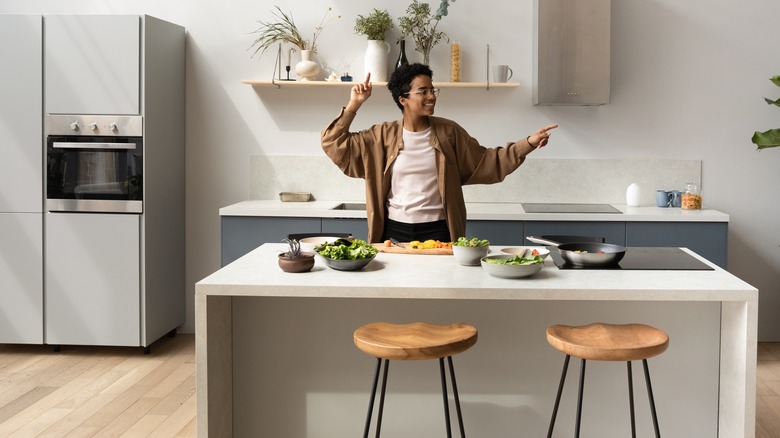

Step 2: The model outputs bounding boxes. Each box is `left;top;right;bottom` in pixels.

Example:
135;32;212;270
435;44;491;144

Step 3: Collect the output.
219;200;729;223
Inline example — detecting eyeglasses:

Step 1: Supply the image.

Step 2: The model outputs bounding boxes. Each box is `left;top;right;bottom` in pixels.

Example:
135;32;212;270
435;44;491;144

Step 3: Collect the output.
402;88;440;98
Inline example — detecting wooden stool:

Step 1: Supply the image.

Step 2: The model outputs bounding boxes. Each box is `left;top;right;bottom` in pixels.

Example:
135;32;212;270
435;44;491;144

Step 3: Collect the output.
545;322;669;438
353;321;478;438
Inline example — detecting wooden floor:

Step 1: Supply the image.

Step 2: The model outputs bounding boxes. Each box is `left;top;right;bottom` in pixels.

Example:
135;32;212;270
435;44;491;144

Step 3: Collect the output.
758;343;780;438
2;335;779;437
0;333;195;437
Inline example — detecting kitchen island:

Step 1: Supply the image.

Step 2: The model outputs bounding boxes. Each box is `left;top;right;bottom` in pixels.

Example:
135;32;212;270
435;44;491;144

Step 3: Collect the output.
196;243;756;437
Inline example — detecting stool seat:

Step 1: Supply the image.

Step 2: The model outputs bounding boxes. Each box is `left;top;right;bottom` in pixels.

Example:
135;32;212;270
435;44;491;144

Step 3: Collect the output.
546;322;669;362
354;322;478;361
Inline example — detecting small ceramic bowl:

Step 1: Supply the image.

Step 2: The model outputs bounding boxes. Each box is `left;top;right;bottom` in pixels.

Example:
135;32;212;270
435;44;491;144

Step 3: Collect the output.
500;247;550;260
481;255;544;278
452;245;490;266
278;252;315;273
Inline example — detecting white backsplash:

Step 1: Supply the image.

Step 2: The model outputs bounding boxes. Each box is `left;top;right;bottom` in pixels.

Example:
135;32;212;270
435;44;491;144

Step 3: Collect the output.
250;156;701;206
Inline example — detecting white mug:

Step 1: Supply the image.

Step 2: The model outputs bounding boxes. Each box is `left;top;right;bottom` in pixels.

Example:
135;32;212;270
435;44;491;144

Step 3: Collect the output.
493;65;513;83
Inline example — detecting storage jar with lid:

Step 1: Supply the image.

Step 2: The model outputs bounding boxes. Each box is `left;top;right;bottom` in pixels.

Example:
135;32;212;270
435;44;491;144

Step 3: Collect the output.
681;183;702;210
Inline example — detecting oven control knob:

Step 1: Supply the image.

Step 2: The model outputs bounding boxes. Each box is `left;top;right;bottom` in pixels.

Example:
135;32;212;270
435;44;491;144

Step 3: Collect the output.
90;122;98;131
110;123;118;132
69;122;79;131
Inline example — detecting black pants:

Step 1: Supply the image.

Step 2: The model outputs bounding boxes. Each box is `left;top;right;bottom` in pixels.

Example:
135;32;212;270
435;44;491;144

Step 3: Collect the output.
382;218;450;242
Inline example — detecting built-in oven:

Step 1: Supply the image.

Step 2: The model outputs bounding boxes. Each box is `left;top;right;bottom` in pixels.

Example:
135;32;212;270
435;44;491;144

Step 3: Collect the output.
46;114;143;213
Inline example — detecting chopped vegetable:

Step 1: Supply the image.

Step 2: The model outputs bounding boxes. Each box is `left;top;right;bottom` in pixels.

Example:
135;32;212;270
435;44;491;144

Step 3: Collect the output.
453;237;490;247
409;240;452;249
315;238;378;260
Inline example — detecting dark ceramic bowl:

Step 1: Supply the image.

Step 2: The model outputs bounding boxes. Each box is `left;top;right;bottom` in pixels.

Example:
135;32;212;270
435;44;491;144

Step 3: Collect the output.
278;252;315;273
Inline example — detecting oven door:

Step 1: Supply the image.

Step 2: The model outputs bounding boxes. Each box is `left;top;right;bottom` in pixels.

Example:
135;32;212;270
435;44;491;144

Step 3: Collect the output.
46;135;143;213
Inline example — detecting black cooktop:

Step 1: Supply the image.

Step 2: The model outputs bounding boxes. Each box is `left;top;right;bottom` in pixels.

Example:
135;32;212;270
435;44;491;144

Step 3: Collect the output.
549;247;714;270
522;203;622;214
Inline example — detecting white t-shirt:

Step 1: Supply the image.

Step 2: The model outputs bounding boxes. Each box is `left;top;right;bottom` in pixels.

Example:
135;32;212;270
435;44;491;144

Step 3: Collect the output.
387;127;445;223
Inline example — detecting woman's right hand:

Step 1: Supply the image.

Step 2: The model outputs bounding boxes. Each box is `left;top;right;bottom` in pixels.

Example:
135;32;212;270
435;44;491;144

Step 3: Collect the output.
346;73;372;113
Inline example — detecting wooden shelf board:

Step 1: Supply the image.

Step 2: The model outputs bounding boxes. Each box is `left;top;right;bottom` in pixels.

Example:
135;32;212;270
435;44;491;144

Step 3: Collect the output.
242;79;519;88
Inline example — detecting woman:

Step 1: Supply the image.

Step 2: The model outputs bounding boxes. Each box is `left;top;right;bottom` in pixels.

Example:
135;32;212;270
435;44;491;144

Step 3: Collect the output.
321;63;558;243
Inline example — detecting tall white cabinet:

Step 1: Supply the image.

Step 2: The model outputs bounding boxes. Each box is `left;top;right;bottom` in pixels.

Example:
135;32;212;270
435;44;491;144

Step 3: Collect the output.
0;14;185;350
0;15;44;344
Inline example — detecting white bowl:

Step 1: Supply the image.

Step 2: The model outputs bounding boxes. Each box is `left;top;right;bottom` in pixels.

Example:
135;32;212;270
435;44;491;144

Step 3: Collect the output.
481;255;544;278
500;247;550;260
452;245;490;266
299;236;346;252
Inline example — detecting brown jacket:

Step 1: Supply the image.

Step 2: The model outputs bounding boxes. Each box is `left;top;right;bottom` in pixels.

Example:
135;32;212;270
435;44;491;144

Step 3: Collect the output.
321;108;534;243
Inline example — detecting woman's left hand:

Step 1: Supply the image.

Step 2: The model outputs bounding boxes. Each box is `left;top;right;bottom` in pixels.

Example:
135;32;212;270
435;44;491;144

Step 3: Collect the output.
528;124;559;148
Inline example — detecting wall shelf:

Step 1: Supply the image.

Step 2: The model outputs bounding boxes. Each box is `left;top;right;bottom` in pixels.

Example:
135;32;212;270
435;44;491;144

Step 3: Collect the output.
242;79;519;90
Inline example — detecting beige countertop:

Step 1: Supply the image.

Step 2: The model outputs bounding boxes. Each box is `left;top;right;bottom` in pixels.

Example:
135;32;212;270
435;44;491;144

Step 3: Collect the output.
219;200;729;223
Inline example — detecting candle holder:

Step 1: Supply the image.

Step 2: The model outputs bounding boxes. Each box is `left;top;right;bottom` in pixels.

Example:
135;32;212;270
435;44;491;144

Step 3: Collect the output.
272;44;296;85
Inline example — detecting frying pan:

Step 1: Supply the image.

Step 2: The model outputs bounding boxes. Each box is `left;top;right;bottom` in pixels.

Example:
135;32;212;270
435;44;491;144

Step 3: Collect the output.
526;236;626;267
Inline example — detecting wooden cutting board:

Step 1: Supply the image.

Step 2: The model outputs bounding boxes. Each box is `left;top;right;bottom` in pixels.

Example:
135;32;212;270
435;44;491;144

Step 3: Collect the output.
372;243;453;255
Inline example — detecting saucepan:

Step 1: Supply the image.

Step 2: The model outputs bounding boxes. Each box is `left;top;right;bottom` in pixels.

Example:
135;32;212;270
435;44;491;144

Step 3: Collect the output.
526;236;626;267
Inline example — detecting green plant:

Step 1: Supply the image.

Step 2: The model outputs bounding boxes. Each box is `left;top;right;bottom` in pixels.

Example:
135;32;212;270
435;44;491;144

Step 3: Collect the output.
250;6;339;57
282;238;303;258
354;9;394;41
398;0;457;65
751;75;780;150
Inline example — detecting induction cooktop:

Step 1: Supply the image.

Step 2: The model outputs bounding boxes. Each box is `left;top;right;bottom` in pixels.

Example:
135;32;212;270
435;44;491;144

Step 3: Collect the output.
549;247;715;270
522;203;622;214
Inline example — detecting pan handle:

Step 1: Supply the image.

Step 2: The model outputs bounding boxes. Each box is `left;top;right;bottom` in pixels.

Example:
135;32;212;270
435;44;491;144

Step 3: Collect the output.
526;236;561;246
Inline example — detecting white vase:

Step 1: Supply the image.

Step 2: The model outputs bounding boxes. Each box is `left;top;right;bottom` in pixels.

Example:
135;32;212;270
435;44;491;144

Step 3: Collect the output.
364;40;390;82
626;183;641;207
295;50;320;81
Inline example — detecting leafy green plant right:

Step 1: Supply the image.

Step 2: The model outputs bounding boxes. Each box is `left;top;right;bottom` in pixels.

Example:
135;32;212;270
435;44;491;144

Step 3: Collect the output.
751;75;780;150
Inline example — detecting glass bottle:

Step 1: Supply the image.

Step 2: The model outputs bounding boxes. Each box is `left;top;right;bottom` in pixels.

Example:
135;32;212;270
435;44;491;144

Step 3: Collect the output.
681;183;702;210
395;39;409;71
450;41;461;82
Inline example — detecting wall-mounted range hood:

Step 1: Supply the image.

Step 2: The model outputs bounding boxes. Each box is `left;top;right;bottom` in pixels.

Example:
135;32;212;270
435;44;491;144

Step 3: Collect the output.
533;0;611;105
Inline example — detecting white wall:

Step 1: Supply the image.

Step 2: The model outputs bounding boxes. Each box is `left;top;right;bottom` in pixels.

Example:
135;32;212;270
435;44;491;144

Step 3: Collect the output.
3;0;779;339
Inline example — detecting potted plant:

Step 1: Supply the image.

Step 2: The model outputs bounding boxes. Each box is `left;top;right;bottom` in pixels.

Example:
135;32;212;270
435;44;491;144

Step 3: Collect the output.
249;6;339;80
354;8;394;41
751;75;780;150
354;9;394;82
398;0;457;65
278;238;315;273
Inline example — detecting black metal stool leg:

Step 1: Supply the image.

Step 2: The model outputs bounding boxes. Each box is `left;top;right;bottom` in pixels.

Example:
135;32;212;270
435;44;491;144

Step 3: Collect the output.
574;359;587;438
643;359;662;438
447;356;467;438
547;354;571;438
363;358;382;438
375;359;389;438
627;361;636;438
439;358;453;438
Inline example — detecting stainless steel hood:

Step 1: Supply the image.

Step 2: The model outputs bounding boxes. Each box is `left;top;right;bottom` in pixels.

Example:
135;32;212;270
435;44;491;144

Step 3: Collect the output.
533;0;611;105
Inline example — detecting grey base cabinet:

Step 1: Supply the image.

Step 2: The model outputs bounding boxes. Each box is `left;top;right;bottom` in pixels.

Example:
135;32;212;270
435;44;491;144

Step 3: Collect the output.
222;216;370;266
626;222;727;268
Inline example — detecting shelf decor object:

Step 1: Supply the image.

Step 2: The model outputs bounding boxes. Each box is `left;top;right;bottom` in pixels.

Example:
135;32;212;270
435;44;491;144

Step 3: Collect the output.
294;50;320;81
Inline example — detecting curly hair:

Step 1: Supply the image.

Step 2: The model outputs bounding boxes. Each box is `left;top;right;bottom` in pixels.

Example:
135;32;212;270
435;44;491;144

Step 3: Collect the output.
387;63;433;111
